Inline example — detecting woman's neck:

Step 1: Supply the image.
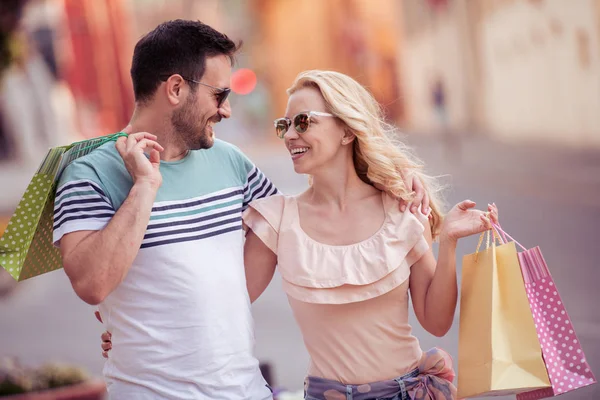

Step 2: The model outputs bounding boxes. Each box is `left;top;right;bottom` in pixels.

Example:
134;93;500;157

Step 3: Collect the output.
306;158;378;211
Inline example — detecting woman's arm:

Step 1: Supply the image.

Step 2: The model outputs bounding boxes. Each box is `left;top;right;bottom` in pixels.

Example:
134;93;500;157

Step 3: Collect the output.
244;229;278;303
408;229;458;337
409;201;498;337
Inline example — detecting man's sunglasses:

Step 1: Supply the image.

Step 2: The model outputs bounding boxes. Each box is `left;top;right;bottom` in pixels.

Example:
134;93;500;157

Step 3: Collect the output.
160;74;231;108
274;111;334;139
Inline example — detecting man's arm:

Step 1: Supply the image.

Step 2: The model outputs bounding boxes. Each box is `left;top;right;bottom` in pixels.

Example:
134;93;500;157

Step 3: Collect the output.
60;181;158;305
58;132;163;305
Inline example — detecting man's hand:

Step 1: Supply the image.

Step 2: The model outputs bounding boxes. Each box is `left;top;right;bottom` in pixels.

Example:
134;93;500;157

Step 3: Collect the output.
399;174;430;214
115;132;164;190
374;175;430;215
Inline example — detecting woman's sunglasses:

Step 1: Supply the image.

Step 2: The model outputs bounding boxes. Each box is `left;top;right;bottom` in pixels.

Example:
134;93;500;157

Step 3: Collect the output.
273;111;334;138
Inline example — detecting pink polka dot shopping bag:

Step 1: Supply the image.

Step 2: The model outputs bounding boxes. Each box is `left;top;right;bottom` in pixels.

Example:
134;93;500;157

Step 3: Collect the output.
491;224;596;400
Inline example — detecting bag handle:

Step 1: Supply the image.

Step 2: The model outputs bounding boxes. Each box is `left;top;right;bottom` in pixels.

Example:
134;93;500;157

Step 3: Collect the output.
492;223;527;251
474;226;502;261
72;131;128;153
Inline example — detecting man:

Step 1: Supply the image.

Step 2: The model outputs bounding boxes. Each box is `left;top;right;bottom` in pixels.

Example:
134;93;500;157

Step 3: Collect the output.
54;20;277;399
55;20;428;399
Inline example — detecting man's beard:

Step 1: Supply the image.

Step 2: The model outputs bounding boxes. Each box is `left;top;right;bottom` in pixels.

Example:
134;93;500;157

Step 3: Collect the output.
171;96;215;150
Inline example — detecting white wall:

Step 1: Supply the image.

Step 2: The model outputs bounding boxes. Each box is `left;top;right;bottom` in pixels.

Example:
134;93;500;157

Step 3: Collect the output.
480;0;600;147
399;0;600;148
400;8;470;133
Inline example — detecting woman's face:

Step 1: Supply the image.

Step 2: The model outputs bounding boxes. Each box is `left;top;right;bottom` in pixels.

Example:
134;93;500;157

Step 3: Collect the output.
281;87;348;175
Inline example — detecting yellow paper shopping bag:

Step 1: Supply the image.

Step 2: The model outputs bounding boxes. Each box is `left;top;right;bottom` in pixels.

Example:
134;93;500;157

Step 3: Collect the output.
457;231;551;398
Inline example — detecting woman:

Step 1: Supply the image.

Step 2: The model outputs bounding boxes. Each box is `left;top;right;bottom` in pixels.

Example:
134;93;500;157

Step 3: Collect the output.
242;70;497;400
102;70;498;400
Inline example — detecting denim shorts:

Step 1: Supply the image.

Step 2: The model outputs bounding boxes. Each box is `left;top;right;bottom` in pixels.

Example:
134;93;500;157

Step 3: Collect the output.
304;368;420;400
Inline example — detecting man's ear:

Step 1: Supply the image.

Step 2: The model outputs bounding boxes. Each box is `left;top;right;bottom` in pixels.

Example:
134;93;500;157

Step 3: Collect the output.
165;74;186;105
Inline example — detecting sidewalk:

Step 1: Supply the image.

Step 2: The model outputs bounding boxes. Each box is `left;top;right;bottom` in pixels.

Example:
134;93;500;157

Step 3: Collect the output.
406;132;600;209
239;131;600;209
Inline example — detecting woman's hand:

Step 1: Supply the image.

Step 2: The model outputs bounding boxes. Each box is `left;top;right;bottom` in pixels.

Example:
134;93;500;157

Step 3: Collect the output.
439;201;498;244
95;310;112;358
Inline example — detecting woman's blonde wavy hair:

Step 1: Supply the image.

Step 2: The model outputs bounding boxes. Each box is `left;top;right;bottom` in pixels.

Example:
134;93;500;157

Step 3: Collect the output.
287;70;446;239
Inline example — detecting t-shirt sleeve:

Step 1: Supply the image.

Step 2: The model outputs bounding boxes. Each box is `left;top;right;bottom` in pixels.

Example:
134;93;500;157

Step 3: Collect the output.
231;147;279;211
53;161;115;247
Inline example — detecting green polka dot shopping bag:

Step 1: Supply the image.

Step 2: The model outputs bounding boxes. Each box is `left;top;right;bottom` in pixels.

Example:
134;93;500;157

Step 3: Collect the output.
0;132;127;281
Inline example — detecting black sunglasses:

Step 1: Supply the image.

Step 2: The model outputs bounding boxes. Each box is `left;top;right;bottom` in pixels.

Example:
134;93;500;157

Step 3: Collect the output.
273;111;334;139
160;74;231;108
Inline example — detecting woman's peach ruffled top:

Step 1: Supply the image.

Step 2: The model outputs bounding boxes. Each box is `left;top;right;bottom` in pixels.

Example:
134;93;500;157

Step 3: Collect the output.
242;192;431;384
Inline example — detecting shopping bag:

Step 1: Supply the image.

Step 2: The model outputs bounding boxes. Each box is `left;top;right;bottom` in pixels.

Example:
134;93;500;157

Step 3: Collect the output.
458;230;551;398
0;132;127;281
490;224;597;399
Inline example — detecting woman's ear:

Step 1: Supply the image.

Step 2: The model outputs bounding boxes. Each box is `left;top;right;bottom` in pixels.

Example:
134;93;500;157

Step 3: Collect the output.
341;129;356;145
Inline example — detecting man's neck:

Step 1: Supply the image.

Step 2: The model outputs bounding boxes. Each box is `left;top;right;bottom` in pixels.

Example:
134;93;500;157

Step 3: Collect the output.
128;107;189;161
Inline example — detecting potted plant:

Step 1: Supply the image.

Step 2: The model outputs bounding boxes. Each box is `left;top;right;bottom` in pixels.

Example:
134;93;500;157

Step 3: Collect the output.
0;358;105;399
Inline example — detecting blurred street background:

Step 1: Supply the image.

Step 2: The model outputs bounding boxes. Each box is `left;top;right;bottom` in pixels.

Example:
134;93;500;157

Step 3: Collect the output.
0;0;599;398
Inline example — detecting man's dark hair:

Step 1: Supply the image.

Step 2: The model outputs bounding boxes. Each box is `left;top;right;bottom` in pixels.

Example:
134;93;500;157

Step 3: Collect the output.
131;19;240;103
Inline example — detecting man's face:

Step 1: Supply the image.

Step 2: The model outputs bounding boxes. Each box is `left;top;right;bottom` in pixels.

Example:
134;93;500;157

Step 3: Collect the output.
172;55;232;150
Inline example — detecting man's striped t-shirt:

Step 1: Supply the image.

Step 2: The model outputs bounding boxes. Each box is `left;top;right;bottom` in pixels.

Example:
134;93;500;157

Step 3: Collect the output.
53;139;278;400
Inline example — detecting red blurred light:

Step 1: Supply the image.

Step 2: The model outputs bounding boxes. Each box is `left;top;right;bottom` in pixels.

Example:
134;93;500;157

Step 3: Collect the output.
231;68;257;95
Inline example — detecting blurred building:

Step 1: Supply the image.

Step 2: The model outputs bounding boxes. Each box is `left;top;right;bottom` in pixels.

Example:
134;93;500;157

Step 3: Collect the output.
398;0;600;148
249;0;404;121
2;0;599;222
61;0;135;138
